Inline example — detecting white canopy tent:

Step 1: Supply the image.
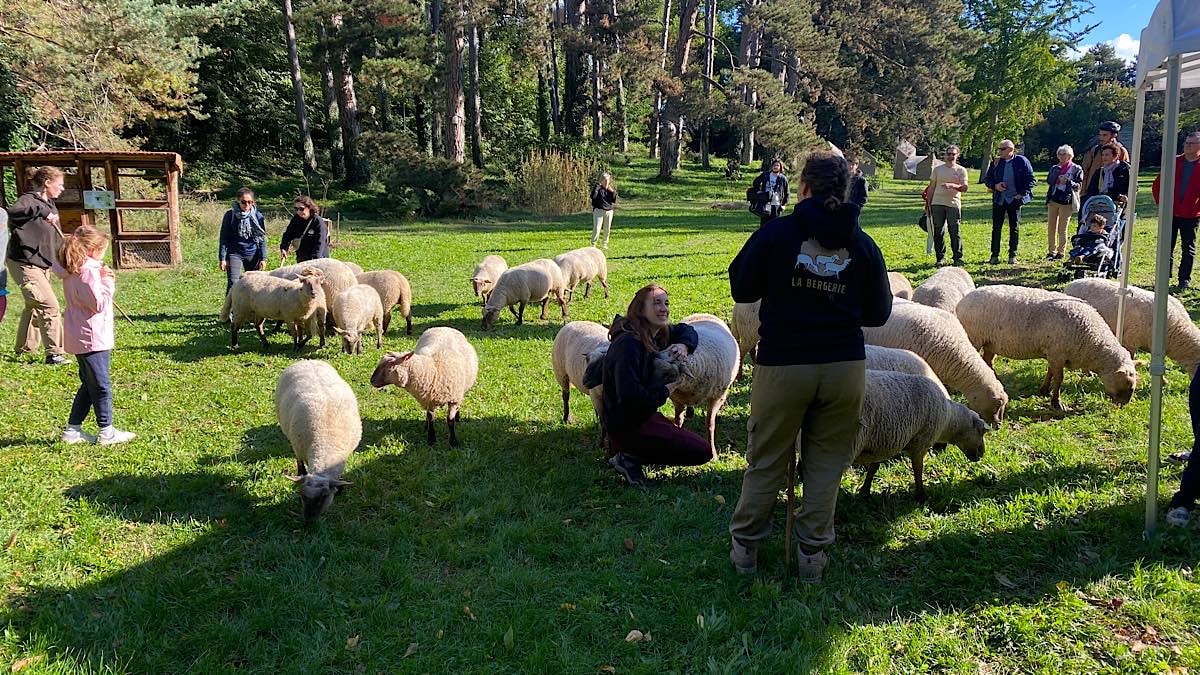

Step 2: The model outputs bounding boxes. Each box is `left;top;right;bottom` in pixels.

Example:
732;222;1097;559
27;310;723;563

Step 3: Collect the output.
1116;0;1200;537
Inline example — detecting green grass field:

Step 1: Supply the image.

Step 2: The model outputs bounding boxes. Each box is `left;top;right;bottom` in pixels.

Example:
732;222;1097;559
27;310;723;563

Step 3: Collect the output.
2;158;1199;673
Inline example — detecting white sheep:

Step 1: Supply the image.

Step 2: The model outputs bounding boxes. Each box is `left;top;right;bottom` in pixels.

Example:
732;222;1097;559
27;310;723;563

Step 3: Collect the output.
481;258;568;330
731;300;759;380
343;261;364;275
911;266;975;314
552;321;609;425
864;344;948;396
956;284;1137;411
554;246;609;301
356;270;413;335
370;327;479;446
888;272;914;300
471;254;508;302
1064;277;1200;375
669;313;740;455
853;370;989;503
863;300;1009;426
333;284;384;355
276;360;362;523
272;258;357;326
220;268;327;352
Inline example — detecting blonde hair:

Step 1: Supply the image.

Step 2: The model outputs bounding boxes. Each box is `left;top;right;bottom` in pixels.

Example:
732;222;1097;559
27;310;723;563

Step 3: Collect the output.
59;225;110;275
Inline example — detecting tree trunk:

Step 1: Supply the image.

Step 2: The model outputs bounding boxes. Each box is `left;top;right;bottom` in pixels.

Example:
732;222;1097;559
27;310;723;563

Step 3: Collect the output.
430;0;445;158
785;52;800;97
281;0;317;175
316;22;343;179
700;0;715;168
537;68;551;142
980;106;1000;180
649;0;672;159
610;0;628;153
414;97;431;155
548;34;562;136
467;20;484;168
737;7;762;167
444;1;466;163
373;41;391;132
657;0;699;178
563;0;588;137
331;14;368;186
591;54;603;143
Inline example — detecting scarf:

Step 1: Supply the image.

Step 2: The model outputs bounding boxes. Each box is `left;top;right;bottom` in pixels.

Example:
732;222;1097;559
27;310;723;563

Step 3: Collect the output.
1101;163;1117;194
232;202;264;241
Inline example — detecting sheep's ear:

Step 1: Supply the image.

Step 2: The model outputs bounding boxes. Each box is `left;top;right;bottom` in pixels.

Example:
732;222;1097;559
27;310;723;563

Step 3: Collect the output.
283;474;304;482
397;352;415;362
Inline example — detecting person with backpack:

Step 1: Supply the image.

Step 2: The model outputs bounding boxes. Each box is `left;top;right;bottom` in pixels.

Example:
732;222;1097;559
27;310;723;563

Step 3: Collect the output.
279;195;329;263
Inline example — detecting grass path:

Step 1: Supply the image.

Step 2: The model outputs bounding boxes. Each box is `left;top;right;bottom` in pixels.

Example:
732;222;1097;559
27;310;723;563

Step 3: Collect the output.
1;158;1199;673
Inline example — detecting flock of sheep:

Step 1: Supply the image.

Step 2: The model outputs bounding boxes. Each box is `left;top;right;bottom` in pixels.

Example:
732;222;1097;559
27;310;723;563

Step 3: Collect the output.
227;239;1200;522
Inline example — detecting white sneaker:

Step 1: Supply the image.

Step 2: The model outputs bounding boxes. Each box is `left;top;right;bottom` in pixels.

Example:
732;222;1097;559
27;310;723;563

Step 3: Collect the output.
1166;506;1192;527
61;426;96;444
98;427;136;445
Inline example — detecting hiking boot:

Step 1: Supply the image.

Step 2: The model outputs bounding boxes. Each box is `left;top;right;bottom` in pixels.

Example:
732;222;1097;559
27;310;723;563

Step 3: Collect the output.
1045;252;1056;261
1178;280;1191;292
988;256;1000;265
729;537;757;574
795;546;829;584
98;426;136;445
1053;252;1064;260
45;354;69;366
935;258;946;267
61;425;96;445
952;258;963;267
1166;506;1192;527
1008;254;1017;265
608;453;650;487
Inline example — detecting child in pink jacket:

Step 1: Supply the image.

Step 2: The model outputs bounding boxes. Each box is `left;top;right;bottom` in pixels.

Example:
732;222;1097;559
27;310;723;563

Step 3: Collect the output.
56;225;134;445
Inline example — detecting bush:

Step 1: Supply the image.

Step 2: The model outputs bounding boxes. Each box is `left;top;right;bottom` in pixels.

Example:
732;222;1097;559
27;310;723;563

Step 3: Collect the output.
364;132;497;218
517;150;596;217
723;157;744;182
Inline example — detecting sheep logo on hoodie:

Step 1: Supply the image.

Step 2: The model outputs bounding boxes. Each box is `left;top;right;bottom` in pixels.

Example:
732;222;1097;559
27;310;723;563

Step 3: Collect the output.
793;239;852;294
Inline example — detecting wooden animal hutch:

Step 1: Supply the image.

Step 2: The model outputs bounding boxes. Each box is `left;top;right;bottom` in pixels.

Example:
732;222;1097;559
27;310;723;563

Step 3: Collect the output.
0;151;183;269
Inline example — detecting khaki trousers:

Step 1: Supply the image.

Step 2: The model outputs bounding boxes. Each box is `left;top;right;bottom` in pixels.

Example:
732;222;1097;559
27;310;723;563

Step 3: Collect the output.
6;260;64;356
1047;201;1075;255
729;360;866;551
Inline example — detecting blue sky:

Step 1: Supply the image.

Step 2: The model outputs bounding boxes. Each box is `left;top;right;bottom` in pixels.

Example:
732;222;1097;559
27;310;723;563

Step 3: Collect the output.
1076;0;1156;62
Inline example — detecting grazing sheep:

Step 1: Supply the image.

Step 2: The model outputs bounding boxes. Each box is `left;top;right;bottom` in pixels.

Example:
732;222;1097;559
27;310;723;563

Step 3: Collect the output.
552;321;609;425
864;344;948;396
731;300;760;380
912;267;975;314
888;272;914;300
957;285;1137;411
481;259;568;330
370;327;479;447
471;254;508;302
1065;277;1200;375
356;270;413;335
554;247;610;301
272;257;357;330
343;261;364;275
276;360;362;523
220;268;327;351
333;284;385;355
863;301;1009;427
669;313;740;455
853;370;989;503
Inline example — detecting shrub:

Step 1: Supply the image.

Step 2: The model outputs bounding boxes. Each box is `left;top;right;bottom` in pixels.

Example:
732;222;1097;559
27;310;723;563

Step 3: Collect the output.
364;131;495;217
517;150;596;217
723;157;744;182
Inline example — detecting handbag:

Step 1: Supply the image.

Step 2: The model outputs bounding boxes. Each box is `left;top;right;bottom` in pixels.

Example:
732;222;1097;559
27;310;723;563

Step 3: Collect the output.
918;212;929;233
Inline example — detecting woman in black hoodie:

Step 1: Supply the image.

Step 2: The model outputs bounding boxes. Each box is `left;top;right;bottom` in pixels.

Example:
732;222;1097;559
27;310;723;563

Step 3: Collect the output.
727;151;892;583
601;283;711;486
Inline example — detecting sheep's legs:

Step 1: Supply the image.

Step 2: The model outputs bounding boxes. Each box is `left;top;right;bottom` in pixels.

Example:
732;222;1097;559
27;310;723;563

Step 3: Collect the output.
561;387;572;423
447;404;461;447
858;463;880;498
601;277;609;299
517;301;527;325
405;314;413;335
981;348;996;372
231;321;240;350
911;451;927;503
425;410;437;445
296;458;307;476
383;311;392;334
673;402;686;427
583;281;591;299
254;320;270;348
375;321;383;349
706;395;726;458
559;291;569;318
1048;363;1066;411
539;298;549;320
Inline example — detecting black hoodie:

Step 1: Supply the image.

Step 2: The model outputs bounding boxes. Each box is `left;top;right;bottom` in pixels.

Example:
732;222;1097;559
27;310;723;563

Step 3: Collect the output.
729;196;892;365
599;318;698;434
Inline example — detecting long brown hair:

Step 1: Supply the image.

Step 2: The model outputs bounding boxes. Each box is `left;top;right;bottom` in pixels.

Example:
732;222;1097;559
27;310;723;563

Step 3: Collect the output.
59;225;110;275
612;283;669;352
293;194;320;217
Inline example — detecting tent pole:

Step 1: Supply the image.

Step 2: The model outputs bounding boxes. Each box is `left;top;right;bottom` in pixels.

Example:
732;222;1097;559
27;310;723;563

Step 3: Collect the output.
1117;87;1147;341
1146;55;1182;539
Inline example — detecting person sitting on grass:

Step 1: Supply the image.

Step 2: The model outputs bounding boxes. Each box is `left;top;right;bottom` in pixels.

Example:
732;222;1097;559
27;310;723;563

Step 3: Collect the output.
601;283;712;487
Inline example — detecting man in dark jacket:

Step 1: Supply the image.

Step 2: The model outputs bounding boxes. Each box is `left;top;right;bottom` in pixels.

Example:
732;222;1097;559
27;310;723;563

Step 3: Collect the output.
847;156;869;207
6;166;68;364
983;140;1035;265
1152;131;1200;290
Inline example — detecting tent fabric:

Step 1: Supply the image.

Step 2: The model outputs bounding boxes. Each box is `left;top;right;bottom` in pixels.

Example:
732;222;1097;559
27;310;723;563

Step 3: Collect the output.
1137;0;1200;91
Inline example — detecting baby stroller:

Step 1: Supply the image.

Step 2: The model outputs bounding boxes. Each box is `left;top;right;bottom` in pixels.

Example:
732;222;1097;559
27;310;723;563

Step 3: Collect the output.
1062;195;1125;280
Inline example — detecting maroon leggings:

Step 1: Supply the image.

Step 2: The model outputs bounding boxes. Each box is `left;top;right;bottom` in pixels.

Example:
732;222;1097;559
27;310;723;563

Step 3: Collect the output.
609;412;714;467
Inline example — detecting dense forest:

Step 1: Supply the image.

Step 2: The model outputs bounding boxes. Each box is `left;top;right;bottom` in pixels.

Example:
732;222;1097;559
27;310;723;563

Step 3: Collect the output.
0;0;1192;214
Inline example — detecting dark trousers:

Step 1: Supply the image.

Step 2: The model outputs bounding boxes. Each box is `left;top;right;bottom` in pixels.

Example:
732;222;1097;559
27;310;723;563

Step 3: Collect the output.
991;200;1022;257
1170;216;1199;284
225;254;263;293
69;350;113;428
1169;371;1200;510
930;204;963;262
609;413;713;467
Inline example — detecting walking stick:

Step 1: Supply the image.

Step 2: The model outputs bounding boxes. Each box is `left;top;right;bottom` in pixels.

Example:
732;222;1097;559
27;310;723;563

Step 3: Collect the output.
113;300;134;326
784;449;796;575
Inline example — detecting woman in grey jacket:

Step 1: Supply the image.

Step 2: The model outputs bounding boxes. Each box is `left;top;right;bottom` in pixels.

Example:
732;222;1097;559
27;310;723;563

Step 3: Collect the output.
1045;145;1083;260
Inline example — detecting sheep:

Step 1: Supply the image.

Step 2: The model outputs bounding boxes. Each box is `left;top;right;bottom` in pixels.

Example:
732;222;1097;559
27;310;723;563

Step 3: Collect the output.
272;257;357;330
343;261;364;275
356;270;413;335
553;247;610;301
276;360;362;523
220;268;327;352
911;267;975;314
481;258;568;330
552;321;608;425
471;254;508;302
731;300;760;380
863;301;1009;427
668;313;740;455
888;272;914;300
370;327;479;447
332;284;385;355
1065;277;1200;375
580;339;692;448
956;284;1137;411
853;370;989;503
864;344;948;396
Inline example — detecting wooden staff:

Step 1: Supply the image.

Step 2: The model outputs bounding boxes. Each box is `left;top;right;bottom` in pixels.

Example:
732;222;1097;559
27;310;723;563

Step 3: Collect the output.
113;300;134;326
784;450;796;576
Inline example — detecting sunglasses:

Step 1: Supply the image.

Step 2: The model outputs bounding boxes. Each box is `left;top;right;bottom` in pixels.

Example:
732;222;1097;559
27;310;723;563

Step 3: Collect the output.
239;199;254;205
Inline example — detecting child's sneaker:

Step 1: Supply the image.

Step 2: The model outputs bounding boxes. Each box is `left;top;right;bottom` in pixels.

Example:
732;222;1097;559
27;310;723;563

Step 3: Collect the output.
1166;506;1192;527
98;426;136;445
61;425;96;444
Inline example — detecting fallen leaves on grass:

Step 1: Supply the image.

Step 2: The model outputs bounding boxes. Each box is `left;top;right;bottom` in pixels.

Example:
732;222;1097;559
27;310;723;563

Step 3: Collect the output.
4;532;15;551
713;495;725;505
11;654;43;672
345;634;360;651
404;643;418;658
623;538;635;552
464;606;477;621
503;626;514;649
624;630;651;643
560;603;576;611
993;572;1018;589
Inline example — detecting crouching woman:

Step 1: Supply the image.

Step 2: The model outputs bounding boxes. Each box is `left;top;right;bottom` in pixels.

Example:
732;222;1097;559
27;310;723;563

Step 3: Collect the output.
602;283;713;486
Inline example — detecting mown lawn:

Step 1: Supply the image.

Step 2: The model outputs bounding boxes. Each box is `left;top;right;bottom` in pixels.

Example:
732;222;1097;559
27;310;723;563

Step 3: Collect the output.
2;157;1199;673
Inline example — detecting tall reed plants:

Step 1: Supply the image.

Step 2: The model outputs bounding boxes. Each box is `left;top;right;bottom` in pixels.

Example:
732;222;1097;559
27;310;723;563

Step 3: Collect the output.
518;149;597;217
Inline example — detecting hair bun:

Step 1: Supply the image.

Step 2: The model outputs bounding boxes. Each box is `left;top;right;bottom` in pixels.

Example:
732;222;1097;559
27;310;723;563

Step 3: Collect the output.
823;195;842;212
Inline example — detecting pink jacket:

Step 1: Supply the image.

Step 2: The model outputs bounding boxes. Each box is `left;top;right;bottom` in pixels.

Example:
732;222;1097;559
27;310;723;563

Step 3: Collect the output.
57;257;116;354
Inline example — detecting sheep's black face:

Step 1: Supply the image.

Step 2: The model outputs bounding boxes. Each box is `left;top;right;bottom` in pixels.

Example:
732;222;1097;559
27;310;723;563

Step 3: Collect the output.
482;307;499;330
300;484;336;523
471;279;483;297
